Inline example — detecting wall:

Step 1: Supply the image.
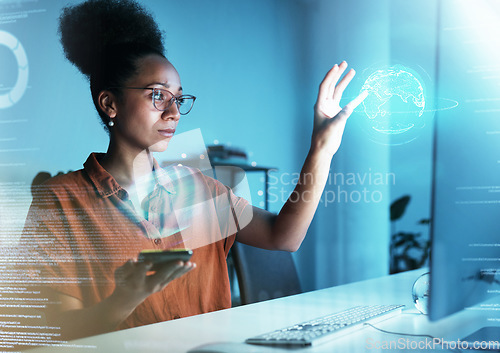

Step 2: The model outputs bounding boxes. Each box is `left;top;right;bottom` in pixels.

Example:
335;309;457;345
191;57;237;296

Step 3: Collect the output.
294;0;392;291
388;0;438;256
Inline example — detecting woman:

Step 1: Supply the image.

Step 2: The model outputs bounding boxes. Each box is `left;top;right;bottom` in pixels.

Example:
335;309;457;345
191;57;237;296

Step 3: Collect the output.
22;0;367;341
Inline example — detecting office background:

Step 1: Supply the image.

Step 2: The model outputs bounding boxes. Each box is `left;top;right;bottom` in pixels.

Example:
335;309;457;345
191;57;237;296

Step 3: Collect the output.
1;0;493;293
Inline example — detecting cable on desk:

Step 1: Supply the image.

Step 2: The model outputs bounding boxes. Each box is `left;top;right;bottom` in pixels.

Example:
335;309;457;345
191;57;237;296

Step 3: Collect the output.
363;322;463;353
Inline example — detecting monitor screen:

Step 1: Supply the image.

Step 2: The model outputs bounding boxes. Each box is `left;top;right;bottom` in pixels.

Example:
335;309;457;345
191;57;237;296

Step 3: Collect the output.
429;0;500;322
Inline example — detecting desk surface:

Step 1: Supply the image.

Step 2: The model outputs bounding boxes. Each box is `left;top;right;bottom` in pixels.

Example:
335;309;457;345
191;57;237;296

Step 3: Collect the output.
29;269;498;353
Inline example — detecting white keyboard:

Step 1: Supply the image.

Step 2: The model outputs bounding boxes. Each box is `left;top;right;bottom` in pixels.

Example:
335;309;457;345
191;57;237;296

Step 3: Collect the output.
246;304;405;347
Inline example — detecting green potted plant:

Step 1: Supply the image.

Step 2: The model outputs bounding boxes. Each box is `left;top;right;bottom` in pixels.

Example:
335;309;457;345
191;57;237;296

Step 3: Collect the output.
389;195;430;274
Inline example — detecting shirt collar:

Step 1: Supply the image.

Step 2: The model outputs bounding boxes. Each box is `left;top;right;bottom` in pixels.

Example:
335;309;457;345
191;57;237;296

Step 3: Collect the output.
152;159;177;195
84;153;176;198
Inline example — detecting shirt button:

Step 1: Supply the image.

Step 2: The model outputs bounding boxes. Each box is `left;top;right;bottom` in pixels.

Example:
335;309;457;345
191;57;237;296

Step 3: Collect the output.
154;238;162;245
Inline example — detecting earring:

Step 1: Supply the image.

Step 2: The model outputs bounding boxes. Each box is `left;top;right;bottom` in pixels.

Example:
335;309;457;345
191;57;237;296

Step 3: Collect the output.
108;118;114;127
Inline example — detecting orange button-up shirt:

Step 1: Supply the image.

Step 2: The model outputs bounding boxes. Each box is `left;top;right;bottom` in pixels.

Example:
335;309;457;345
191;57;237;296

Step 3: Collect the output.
21;153;249;330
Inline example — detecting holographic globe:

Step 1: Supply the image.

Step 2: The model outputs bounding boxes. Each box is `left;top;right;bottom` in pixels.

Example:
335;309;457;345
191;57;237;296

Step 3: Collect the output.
353;64;434;145
351;63;458;145
361;65;425;135
412;272;430;315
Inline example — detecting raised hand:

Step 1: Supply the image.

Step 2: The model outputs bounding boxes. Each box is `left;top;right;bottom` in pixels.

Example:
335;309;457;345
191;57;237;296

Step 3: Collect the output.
312;61;368;157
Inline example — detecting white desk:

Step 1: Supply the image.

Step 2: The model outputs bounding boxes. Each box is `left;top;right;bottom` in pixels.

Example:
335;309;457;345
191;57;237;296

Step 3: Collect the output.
29;269;498;353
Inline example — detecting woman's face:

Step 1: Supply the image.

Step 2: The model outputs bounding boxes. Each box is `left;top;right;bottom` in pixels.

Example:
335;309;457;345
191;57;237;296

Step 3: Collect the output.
111;54;182;153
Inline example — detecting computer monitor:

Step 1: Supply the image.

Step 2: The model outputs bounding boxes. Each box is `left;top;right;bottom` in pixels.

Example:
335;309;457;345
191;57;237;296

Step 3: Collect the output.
428;35;500;340
428;124;500;348
427;74;500;352
428;100;500;321
428;0;500;325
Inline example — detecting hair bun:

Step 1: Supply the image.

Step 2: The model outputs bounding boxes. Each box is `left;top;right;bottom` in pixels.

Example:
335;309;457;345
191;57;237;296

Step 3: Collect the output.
59;0;165;77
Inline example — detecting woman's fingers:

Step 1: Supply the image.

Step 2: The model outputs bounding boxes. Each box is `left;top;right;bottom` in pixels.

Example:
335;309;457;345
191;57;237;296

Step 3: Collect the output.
332;90;369;124
327;61;348;99
318;61;348;102
114;259;152;287
323;64;339;101
114;259;135;281
112;258;195;303
333;68;356;102
158;262;196;288
146;261;195;292
131;260;153;281
316;61;361;120
344;90;369;114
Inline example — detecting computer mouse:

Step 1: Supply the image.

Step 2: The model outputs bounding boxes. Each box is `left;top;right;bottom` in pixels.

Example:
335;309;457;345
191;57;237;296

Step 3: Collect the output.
187;342;287;353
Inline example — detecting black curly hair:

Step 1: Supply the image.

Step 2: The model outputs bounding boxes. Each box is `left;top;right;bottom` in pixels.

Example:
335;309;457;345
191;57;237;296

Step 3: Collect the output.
58;0;166;129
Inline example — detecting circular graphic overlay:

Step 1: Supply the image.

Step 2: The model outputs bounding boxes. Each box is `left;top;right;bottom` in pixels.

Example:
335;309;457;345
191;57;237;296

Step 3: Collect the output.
351;63;458;145
0;30;29;109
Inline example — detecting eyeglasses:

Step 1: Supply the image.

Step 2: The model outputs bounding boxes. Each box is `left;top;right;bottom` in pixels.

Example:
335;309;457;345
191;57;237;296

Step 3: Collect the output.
116;87;196;115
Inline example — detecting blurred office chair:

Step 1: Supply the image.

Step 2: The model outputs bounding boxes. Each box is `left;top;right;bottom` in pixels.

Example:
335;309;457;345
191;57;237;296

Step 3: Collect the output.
231;242;302;305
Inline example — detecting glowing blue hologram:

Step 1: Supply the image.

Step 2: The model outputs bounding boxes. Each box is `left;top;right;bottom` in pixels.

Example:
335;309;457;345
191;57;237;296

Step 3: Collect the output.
140;129;253;248
156;128;215;176
350;64;458;145
361;66;425;133
0;30;29;109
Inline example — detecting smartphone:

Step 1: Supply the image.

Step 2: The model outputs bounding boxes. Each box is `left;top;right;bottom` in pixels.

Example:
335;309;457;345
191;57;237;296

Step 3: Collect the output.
138;249;193;270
